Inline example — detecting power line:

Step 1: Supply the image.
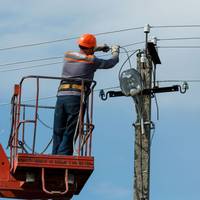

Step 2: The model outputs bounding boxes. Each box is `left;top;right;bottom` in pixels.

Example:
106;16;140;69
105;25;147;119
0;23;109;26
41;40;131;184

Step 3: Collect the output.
0;61;63;73
0;56;63;68
95;86;120;92
2;36;199;72
0;37;79;52
0;49;139;73
157;79;200;83
158;37;200;41
151;24;200;29
0;95;56;107
158;46;200;48
0;54;120;73
0;27;143;52
1;79;200;107
0;54;117;72
1;24;200;52
122;41;144;47
95;27;143;36
0;40;191;70
4;36;200;71
0;86;120;107
0;42;142;69
3;37;198;70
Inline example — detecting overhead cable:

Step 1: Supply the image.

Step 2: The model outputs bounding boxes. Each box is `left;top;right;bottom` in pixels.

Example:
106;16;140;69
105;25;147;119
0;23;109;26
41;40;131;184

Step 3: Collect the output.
2;39;200;72
118;49;140;79
0;61;63;73
0;27;143;52
1;79;200;107
151;24;200;29
0;86;120;107
95;86;120;92
0;49;139;72
0;56;63;68
0;37;78;52
158;46;200;48
157;79;200;83
0;41;142;69
0;95;56;107
122;41;144;47
1;24;200;52
120;47;132;68
158;37;200;41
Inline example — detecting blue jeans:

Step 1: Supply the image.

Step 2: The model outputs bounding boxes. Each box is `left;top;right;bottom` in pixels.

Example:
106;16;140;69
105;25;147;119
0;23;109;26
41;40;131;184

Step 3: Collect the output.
52;95;80;155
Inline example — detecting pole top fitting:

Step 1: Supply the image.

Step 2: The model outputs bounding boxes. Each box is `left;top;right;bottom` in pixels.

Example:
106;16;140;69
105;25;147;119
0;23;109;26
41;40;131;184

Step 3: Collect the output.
150;36;158;45
144;24;151;33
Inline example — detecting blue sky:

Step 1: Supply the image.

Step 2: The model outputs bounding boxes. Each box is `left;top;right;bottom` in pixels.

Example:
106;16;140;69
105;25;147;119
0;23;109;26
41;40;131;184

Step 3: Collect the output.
0;1;200;200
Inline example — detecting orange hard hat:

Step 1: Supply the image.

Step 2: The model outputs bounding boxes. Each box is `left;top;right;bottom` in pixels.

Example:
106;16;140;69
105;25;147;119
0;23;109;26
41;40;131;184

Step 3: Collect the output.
78;33;97;48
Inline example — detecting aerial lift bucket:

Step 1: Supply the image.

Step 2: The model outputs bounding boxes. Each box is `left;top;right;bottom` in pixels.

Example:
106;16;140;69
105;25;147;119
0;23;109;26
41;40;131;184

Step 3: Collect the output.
0;75;96;199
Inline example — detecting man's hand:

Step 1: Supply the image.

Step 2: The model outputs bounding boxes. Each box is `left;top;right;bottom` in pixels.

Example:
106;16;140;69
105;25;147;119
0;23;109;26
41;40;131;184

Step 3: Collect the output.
101;44;110;52
111;45;120;54
94;44;110;52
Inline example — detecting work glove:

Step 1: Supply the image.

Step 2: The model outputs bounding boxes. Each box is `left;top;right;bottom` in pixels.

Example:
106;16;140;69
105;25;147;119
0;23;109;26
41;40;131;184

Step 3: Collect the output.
94;44;110;52
111;45;120;54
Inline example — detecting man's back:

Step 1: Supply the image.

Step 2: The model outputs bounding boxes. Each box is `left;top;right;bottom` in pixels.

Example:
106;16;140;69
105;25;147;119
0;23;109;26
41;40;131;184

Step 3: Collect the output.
62;50;119;79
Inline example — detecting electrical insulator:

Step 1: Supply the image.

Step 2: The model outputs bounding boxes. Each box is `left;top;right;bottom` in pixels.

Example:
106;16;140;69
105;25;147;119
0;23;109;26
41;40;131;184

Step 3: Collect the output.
144;24;150;33
140;53;146;63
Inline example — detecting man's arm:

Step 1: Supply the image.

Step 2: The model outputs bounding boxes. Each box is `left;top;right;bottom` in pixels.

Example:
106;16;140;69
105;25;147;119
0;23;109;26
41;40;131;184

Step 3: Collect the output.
93;45;120;69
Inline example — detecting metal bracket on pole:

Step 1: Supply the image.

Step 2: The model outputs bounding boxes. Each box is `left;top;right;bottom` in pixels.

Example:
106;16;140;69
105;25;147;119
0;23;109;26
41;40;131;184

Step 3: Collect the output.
133;121;155;129
99;85;183;101
99;90;124;101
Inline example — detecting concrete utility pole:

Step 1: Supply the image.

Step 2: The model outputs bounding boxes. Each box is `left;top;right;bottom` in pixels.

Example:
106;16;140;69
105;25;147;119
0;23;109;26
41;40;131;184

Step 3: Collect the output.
99;23;182;200
134;24;152;200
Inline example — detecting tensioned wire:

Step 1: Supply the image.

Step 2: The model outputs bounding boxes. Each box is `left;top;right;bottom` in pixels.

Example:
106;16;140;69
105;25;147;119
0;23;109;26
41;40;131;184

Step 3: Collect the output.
1;24;200;51
1;79;200;107
0;41;144;69
3;35;200;69
0;27;143;52
0;48;140;73
0;86;121;107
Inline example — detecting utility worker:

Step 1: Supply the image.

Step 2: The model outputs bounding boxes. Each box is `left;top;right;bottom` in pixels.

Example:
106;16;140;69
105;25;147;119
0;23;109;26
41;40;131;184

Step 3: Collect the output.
52;33;120;155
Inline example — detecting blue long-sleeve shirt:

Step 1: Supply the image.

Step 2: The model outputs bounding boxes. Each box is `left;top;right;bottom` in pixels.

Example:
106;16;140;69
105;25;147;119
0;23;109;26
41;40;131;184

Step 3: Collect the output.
58;51;119;95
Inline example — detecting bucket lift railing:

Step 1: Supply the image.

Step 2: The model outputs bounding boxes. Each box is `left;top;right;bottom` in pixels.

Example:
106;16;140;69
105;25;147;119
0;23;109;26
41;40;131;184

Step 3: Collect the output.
8;75;96;172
